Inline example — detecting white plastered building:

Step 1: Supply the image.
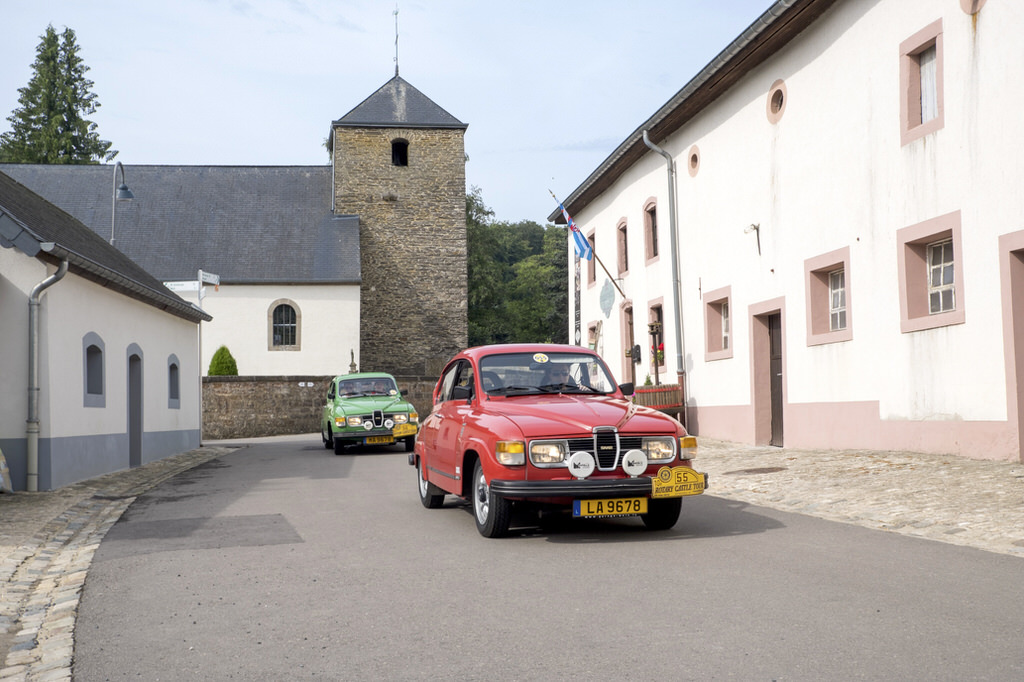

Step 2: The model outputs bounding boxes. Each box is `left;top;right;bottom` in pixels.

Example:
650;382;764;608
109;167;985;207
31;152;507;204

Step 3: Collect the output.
557;0;1023;461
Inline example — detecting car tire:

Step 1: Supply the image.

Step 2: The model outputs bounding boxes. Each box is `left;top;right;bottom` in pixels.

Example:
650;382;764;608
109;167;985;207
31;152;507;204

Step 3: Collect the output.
472;459;511;538
417;459;445;509
404;437;415;453
322;425;332;450
333;437;346;455
641;497;682;531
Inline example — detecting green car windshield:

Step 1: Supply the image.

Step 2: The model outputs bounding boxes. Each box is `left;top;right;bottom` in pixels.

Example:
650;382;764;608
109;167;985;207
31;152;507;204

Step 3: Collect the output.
339;377;398;397
479;352;617;396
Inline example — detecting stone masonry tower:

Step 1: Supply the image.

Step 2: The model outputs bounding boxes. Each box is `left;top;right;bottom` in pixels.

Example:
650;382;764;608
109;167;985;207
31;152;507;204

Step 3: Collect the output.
331;76;468;378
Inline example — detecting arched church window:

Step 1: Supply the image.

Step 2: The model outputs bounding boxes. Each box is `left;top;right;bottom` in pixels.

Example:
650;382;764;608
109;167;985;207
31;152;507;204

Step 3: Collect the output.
269;300;301;350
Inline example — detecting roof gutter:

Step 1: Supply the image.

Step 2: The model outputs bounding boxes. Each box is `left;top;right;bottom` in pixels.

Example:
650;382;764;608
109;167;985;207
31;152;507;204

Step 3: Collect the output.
27;257;68;491
642;131;687;427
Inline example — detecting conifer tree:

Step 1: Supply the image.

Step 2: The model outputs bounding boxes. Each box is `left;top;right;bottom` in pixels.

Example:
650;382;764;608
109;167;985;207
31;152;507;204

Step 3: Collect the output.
0;25;116;164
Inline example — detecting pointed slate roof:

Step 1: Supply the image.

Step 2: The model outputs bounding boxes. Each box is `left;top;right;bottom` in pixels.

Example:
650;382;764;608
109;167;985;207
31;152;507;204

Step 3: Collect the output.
0;164;361;286
0;170;209;323
333;76;467;130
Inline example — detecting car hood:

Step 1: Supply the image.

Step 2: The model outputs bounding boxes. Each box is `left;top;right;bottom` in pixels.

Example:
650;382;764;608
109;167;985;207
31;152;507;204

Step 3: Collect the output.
336;396;412;412
483;395;676;437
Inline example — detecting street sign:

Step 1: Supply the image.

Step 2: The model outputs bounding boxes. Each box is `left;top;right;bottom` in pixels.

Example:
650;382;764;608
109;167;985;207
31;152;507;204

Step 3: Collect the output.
198;270;220;285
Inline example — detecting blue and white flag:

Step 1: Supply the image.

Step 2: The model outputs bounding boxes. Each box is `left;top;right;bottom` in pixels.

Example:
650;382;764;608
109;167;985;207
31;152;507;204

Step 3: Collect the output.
550;191;593;261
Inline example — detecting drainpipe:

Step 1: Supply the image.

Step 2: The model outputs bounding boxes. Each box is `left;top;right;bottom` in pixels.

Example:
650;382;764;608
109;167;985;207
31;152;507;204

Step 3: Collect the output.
642;130;688;428
27;259;68;491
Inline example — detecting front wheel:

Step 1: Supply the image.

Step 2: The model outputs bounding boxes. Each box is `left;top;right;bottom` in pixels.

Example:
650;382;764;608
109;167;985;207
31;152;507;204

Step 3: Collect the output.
641;497;682;530
417;460;445;509
404;437;415;453
472;459;511;538
322;424;333;450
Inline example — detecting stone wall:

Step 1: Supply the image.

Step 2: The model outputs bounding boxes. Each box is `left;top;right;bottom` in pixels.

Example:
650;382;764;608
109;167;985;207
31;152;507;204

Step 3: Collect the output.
202;375;437;440
333;125;468;380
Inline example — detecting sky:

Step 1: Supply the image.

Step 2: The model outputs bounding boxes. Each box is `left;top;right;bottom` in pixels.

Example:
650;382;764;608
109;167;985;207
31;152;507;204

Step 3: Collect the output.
0;0;774;224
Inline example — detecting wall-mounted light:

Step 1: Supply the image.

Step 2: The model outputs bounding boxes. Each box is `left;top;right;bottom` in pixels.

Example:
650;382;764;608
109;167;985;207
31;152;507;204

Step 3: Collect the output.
111;162;134;246
744;223;761;255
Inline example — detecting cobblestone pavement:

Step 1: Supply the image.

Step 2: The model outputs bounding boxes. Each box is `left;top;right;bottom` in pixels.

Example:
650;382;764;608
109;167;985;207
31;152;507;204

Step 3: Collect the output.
2;436;1024;680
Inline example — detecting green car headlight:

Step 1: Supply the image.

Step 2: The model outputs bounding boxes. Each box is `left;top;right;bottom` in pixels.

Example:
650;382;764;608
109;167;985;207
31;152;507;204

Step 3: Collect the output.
393;414;409;424
530;440;568;466
642;437;675;461
346;416;363;427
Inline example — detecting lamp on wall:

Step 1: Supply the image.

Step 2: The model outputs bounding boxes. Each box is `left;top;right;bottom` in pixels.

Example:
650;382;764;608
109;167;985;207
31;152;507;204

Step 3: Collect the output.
745;223;761;256
111;161;134;246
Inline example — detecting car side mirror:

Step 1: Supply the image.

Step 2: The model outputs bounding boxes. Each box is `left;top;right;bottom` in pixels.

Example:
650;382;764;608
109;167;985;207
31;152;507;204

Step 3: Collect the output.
452;385;472;401
618;382;634;396
400;388;408;396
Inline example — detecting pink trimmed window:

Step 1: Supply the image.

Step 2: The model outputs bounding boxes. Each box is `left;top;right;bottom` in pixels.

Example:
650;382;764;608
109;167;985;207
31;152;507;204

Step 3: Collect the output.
900;19;944;146
617;220;629;275
897;211;965;333
644;201;660;263
805;247;853;346
703;286;733;361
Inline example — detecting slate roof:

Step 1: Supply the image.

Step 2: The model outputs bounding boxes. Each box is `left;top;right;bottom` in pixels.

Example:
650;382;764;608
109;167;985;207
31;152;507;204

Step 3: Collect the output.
0;164;361;285
333;76;467;130
0;170;209;323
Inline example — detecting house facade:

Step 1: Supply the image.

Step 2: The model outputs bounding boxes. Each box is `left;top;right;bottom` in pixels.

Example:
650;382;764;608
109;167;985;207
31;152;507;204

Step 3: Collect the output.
556;0;1022;461
0;171;210;490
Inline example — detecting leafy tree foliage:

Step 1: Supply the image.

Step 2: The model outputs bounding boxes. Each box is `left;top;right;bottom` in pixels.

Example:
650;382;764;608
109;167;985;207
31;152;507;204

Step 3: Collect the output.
467;187;568;346
0;25;115;164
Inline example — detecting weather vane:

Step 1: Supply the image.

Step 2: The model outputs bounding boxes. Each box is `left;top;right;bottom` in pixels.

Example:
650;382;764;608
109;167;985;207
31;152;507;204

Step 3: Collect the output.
394;3;400;77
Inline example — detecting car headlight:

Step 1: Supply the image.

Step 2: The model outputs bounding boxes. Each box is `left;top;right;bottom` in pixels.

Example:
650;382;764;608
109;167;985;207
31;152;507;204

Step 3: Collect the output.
642;437;675;461
529;440;568;466
346;416;362;427
496;440;525;466
393;414;408;424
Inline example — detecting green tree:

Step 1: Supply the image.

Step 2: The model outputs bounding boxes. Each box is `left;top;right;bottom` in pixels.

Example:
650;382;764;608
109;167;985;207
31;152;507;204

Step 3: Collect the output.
0;25;115;164
208;346;239;376
466;188;569;346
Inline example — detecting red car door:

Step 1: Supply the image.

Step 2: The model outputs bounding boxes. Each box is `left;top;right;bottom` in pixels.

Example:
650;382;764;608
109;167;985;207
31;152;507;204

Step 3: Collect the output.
431;360;476;493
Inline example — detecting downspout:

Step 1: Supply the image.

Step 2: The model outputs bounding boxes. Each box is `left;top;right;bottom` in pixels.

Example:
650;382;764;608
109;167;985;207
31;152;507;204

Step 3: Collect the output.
642;130;688;428
27;259;68;491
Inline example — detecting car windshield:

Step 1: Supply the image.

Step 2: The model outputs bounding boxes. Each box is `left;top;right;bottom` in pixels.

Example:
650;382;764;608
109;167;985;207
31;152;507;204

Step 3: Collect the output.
338;377;397;397
478;352;618;396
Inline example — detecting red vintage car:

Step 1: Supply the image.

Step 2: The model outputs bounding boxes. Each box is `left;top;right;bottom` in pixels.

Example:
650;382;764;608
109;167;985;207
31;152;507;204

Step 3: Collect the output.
410;343;707;537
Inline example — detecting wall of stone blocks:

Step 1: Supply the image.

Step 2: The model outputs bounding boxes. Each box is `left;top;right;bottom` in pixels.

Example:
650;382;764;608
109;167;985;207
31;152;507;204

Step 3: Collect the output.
333;126;468;380
202;375;438;440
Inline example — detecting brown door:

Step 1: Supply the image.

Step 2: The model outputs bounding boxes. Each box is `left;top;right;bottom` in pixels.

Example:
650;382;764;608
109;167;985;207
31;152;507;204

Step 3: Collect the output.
768;314;784;447
625;307;637;386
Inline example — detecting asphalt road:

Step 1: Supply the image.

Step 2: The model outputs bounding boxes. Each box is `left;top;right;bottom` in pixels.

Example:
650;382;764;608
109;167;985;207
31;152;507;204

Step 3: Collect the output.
75;437;1024;680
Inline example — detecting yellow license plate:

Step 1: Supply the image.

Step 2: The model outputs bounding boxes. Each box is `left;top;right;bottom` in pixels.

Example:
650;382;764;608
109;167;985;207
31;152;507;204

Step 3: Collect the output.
393;423;417;438
573;497;648;518
365;435;395;445
651;466;707;498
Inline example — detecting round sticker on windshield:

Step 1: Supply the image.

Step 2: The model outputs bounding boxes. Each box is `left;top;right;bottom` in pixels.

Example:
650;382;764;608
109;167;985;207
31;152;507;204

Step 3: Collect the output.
533;353;549;363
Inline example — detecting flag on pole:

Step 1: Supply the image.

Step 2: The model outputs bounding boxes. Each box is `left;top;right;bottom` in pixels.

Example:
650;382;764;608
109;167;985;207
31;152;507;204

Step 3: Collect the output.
549;190;593;261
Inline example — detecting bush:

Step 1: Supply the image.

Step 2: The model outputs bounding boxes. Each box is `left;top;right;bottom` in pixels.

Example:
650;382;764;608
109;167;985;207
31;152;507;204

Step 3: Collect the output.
208;345;238;376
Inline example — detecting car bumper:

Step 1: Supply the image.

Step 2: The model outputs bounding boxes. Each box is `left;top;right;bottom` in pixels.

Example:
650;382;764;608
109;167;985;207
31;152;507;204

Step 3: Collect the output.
490;477;660;499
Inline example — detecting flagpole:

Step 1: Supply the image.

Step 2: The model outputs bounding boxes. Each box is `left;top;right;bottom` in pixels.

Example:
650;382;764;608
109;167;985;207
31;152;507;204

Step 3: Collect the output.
549;190;625;299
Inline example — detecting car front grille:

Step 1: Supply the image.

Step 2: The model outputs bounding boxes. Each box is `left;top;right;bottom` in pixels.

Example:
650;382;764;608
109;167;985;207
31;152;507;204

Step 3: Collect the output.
566;429;645;471
355;411;402;427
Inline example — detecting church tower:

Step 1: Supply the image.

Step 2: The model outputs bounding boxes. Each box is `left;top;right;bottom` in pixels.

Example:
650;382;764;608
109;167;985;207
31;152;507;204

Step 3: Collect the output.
330;76;468;378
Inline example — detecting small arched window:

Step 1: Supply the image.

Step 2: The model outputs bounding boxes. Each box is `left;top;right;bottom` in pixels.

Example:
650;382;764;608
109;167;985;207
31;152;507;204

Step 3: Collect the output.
392;139;409;166
268;299;301;350
83;332;105;407
168;354;181;409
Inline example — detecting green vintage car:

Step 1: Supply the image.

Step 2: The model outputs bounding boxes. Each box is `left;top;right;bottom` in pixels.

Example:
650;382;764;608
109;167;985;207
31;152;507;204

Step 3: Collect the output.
321;373;419;454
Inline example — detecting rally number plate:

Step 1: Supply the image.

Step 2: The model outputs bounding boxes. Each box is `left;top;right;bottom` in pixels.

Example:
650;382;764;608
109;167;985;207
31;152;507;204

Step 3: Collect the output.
365;435;395;445
572;497;648;518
